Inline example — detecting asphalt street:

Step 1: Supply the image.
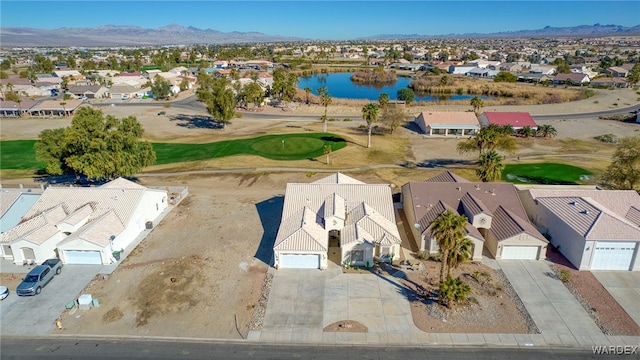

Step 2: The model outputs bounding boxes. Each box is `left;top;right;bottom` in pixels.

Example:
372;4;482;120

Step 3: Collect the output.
0;337;607;360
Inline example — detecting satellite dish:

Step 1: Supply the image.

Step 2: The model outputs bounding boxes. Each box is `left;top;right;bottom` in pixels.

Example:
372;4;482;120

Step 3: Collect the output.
413;223;420;229
109;235;116;241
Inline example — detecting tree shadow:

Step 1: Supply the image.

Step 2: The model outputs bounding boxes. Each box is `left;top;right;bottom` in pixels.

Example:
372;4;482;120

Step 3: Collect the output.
416;158;476;168
169;114;225;129
33;173;139;186
254;195;284;265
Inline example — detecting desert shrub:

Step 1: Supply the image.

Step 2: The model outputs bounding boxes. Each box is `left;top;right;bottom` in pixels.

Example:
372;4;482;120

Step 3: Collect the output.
582;89;596;98
559;269;571;283
416;250;431;260
343;118;351;122
594;134;619;143
541;93;563;104
439;276;471;307
235;111;243;118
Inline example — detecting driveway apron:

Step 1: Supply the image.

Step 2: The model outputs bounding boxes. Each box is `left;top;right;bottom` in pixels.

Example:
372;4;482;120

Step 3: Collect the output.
593;271;640;326
500;260;602;340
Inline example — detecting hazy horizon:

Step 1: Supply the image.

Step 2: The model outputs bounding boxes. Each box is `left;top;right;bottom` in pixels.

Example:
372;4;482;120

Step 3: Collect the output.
2;1;639;40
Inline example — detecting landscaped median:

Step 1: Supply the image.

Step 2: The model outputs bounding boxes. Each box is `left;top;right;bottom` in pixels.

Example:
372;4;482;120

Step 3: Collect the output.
0;133;348;171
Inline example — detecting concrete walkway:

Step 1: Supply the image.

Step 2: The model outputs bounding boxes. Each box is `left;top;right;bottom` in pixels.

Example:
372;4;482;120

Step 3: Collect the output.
499;260;604;345
593;271;640;327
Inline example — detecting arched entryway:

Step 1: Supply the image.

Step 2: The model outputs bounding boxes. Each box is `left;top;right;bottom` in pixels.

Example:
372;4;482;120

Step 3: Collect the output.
328;230;341;265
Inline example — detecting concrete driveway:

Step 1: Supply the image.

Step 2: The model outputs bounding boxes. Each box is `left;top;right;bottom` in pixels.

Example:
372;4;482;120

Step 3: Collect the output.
0;265;102;335
500;260;603;345
259;266;417;343
593;271;640;326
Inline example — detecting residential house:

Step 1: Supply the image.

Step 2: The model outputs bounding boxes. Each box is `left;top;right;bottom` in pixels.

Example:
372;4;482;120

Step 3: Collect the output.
590;77;629;89
552;73;590;85
414;111;480;136
401;172;548;261
0;100;38;117
27;99;84;117
448;66;475;75
517;73;553;84
497;63;524;73
67;85;109;99
466;59;500;69
529;65;556;75
273;173;402;269
1;178;169;265
603;66;629;78
108;85;139;99
466;67;499;78
519;188;640;271
478;112;538;130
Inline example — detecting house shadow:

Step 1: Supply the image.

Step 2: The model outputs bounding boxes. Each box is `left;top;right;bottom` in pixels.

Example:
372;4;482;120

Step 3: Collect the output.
416;158;475;168
254;195;284;266
169;114;225;129
371;263;438;304
403;121;423;134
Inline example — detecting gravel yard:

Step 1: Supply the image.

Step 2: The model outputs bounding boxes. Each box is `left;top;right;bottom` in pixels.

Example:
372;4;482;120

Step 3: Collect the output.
402;260;538;334
547;248;640;336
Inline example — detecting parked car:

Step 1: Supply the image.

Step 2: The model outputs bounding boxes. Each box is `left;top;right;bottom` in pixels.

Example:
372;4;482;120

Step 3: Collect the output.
0;286;8;300
79;96;88;101
16;259;63;296
121;94;130;100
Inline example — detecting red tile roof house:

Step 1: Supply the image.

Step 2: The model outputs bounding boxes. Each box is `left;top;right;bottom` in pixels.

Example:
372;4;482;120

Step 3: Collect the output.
518;188;640;271
477;112;537;130
401;172;548;262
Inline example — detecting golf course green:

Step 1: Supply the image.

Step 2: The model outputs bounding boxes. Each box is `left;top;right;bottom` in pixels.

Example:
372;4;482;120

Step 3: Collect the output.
0;133;347;170
502;162;593;185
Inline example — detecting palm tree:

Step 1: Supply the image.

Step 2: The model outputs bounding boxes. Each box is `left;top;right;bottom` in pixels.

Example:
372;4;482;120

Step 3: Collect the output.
378;93;389;111
470;96;484;115
517;126;536;138
430;210;468;283
318;86;332;132
445;237;473;278
323;145;332;165
59;101;67;117
536;124;557;139
304;87;312;105
477;150;505;182
362;103;379;148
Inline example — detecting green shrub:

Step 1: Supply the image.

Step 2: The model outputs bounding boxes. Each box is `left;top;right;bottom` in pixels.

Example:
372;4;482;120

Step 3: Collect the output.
559;269;571;283
343;118;351;122
235;111;243;118
439;276;471;307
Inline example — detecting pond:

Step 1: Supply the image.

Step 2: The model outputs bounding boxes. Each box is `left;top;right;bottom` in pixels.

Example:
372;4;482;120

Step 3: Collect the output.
297;72;493;102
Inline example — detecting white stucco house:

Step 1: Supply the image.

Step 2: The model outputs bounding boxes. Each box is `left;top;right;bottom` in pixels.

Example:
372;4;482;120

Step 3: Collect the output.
519;187;640;271
402;172;548;261
273;173;402;270
0;178;168;265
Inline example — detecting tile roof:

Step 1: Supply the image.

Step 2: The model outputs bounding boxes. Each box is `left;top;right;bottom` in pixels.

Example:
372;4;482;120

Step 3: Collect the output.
537;196;640;240
625;206;640;227
425;171;470;183
490;206;546;242
416;111;480;127
0;99;38;111
527;189;640;219
405;179;543;243
29;99;83;111
1;205;67;245
60;204;93;226
0;191;22;218
479;112;537;128
274;173;400;253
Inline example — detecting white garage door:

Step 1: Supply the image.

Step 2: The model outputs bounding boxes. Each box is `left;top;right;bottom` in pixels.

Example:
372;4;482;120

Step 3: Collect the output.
591;242;636;271
280;254;320;269
64;250;102;265
502;246;539;260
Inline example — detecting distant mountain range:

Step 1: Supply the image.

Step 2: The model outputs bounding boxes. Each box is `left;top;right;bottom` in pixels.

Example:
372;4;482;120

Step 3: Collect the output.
0;24;305;47
1;23;639;47
363;23;640;40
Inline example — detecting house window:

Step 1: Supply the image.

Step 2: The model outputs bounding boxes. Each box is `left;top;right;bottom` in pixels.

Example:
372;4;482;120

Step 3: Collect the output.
351;250;364;263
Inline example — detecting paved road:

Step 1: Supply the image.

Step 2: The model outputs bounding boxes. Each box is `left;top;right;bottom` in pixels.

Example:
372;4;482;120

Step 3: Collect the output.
96;94;640;121
0;336;613;360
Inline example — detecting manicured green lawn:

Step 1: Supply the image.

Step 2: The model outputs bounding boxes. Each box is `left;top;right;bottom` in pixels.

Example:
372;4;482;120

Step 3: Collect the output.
0;140;43;169
0;133;347;170
502;163;593;185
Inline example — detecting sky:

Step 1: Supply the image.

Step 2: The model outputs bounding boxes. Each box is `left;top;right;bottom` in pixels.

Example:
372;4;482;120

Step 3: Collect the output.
1;1;639;40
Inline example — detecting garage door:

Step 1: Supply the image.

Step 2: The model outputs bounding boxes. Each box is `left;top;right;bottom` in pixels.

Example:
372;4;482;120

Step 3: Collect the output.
502;246;539;260
591;242;636;271
280;254;320;269
64;250;102;265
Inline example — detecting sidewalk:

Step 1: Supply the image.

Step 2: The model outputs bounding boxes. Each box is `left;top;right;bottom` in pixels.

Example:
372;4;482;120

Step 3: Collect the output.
248;259;640;348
